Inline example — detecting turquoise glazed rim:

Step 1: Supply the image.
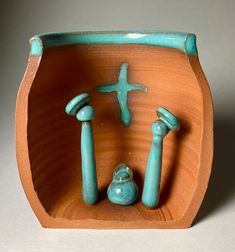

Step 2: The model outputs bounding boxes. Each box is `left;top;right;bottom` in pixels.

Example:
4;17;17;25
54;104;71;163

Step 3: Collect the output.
30;30;198;56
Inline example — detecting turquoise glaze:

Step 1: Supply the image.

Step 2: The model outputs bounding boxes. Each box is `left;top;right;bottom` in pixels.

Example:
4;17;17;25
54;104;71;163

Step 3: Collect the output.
30;38;43;56
141;107;180;208
80;121;98;205
76;105;95;121
96;63;146;127
157;107;180;130
30;31;198;56
107;163;138;205
65;94;98;205
65;93;90;116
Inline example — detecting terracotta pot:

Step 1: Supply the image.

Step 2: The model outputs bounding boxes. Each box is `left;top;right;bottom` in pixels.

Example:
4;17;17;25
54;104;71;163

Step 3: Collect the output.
16;31;213;229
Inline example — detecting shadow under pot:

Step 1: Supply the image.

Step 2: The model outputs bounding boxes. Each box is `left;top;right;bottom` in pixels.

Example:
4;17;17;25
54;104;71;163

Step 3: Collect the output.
107;163;138;205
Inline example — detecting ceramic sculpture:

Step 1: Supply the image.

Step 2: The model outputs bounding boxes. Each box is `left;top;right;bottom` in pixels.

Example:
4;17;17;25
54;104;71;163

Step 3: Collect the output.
16;31;213;229
96;63;147;127
142;107;180;208
107;163;138;205
65;93;99;205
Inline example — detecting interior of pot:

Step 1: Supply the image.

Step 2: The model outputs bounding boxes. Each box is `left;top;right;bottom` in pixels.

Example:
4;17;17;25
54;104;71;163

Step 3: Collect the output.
27;44;202;222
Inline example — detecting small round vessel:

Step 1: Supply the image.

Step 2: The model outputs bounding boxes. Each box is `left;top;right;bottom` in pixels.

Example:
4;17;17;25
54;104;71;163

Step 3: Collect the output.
107;163;138;206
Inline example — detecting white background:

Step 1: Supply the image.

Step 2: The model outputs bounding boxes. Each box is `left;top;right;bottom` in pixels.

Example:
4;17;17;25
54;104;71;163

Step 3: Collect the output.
0;0;235;251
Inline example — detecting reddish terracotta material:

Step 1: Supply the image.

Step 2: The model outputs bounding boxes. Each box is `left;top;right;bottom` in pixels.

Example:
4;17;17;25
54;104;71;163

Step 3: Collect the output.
16;44;213;228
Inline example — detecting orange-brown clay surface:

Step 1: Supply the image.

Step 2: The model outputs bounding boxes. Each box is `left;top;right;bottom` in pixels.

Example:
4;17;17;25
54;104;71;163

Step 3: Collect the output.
16;44;213;228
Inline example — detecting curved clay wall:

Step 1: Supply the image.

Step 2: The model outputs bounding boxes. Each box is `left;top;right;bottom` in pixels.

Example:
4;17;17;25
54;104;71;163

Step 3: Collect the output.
25;44;205;224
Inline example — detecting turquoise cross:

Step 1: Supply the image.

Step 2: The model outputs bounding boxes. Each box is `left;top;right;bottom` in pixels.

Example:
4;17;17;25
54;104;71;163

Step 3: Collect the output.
96;63;147;127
